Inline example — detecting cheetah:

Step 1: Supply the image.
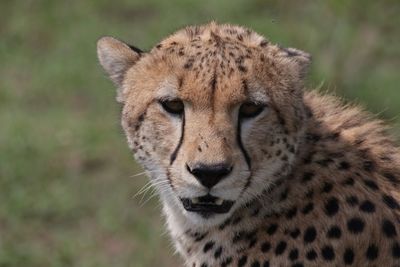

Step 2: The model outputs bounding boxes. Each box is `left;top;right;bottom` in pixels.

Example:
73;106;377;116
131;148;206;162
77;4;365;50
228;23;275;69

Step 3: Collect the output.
97;22;400;266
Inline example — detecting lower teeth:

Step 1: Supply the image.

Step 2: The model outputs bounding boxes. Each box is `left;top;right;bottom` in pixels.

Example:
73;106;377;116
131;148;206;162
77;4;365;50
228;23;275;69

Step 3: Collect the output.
190;198;224;205
215;199;223;205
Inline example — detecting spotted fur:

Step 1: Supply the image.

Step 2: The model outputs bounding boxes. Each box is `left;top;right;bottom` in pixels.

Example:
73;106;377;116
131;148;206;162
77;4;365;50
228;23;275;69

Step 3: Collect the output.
97;22;400;266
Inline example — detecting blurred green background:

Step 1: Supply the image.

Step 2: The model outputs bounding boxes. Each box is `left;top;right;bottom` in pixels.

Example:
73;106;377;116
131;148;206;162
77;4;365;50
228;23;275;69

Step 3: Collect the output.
0;0;399;266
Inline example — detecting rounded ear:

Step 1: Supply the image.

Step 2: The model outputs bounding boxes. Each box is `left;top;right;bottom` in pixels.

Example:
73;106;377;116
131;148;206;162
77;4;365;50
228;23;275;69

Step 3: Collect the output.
279;47;312;79
97;36;142;101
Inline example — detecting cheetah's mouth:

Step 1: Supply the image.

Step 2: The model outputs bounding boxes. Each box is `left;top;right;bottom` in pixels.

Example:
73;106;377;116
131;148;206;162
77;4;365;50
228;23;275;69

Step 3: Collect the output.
181;195;234;214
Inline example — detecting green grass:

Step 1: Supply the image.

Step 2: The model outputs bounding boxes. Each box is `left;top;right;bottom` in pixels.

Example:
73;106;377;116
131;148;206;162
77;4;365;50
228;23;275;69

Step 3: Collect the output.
0;0;399;266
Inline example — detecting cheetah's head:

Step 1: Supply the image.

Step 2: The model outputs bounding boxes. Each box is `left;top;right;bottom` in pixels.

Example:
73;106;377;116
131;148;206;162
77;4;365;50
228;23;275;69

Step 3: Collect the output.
97;23;311;227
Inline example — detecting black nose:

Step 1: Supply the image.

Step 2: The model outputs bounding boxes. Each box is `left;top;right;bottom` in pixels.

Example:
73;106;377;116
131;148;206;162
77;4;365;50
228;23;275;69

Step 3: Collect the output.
187;163;233;189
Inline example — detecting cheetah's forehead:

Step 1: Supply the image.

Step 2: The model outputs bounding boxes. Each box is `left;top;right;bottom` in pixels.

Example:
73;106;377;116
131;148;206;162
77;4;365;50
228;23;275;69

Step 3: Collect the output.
154;22;269;52
144;23;273;107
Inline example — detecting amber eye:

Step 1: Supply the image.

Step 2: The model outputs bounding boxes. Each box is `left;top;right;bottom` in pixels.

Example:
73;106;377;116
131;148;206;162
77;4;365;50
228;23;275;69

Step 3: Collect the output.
159;99;184;115
239;102;266;118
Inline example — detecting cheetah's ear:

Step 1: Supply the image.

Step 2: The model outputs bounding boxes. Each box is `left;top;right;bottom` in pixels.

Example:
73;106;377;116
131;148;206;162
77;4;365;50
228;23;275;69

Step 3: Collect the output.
280;47;312;79
97;36;142;100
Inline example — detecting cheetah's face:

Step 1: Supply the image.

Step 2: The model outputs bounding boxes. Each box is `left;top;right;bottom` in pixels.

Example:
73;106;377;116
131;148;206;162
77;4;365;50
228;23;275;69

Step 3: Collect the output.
97;24;310;226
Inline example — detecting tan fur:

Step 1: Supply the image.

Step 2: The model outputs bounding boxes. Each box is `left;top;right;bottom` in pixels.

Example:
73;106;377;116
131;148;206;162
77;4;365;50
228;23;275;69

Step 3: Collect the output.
97;23;400;266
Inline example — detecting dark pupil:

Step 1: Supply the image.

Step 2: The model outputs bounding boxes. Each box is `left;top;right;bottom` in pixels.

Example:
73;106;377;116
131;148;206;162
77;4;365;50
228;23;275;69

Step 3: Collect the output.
161;100;184;114
240;103;264;118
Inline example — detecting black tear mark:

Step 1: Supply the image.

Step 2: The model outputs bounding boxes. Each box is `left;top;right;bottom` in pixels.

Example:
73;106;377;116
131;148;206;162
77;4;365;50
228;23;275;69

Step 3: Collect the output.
170;114;185;165
237;118;251;168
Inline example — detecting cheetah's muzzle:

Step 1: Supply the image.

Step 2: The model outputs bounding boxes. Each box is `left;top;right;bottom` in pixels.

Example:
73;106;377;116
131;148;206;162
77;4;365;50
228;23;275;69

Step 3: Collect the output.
181;194;234;214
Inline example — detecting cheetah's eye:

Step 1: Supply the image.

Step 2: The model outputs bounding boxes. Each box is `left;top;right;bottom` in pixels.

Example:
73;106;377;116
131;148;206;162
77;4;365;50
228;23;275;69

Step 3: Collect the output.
159;99;184;115
239;102;266;118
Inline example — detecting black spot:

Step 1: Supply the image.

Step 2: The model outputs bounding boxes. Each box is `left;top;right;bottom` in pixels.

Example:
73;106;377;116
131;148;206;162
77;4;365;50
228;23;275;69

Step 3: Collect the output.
384;172;399;184
251;261;260;267
279;188;289;201
266;224;278;235
359;200;375;213
346;196;359;206
327;226;342;239
363;161;375;172
238;255;248;267
382;219;397;238
306;133;320;142
382;194;400;209
251;207;260;217
324;197;340;216
321;182;333;193
347;217;365;234
261;241;271;252
232;216;242;225
262;261;270;267
321;245;335;261
302;172;314;182
289;249;299;261
342;177;355;186
392;242;400;258
238;65;247;73
245;230;257;242
366;244;379;261
219;219;231;230
260;40;269;47
363;179;379;191
203;241;215;253
343;248;354;265
306;249;318;261
305;189;314;199
275;241;287;255
194;232;208;242
327;131;340;139
291;264;303;267
285;207;298;219
214;246;222;258
184;61;194;69
303;226;317;243
233;231;245;243
339;161;351;170
301;203;314;214
200;263;208;267
248;238;257;248
316;158;334;166
287;228;300;239
221;257;232;267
